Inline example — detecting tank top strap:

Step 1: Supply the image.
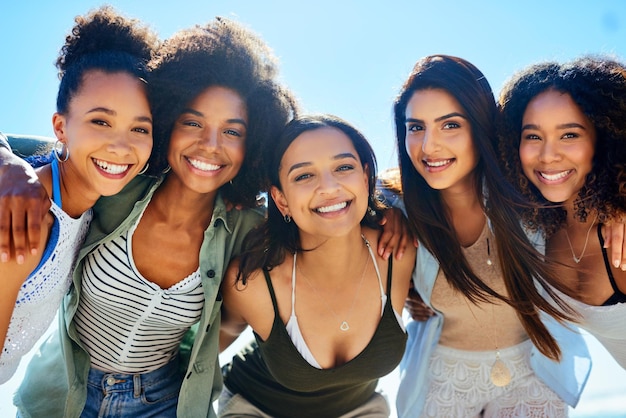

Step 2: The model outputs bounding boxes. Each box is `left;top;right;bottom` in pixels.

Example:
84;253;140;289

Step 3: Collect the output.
385;257;393;297
262;268;282;316
364;236;386;299
50;158;62;207
597;223;625;297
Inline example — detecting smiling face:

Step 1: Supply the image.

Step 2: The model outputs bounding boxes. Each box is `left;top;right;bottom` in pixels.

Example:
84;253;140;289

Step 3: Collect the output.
54;70;153;198
271;126;369;240
519;89;596;205
404;88;478;195
167;86;247;196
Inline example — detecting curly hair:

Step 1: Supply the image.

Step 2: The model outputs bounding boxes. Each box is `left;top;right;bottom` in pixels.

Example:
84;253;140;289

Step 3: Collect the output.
146;17;298;208
393;55;576;360
498;55;626;237
55;5;158;114
236;114;385;284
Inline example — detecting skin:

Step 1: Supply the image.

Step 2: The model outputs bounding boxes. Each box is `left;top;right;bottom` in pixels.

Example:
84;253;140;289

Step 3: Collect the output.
220;127;415;367
1;70;152;351
519;89;626;305
131;86;247;289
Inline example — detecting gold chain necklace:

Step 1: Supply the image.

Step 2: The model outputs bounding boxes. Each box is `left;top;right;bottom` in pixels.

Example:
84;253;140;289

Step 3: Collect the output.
563;214;598;264
297;234;370;332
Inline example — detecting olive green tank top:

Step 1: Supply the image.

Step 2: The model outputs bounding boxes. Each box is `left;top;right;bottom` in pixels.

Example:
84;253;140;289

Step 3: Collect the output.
223;258;407;418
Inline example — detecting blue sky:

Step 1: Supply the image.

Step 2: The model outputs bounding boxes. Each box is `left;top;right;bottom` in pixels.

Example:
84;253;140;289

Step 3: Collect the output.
1;0;625;171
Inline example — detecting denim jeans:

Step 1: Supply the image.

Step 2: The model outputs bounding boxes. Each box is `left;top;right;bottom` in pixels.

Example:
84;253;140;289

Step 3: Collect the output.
81;357;183;417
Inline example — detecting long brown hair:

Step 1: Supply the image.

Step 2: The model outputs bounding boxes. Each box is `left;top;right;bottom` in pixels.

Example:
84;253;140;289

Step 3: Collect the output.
393;55;576;360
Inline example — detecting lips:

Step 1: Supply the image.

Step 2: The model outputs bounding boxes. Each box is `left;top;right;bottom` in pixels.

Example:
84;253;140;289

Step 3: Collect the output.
537;169;573;183
423;158;454;172
93;158;130;175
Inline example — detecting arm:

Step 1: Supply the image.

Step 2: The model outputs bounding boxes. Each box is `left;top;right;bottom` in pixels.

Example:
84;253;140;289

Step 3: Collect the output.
0;146;50;263
377;207;413;261
602;222;626;270
219;260;251;352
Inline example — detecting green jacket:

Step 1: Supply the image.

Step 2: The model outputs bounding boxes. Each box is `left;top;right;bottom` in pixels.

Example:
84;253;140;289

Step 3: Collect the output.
14;175;264;417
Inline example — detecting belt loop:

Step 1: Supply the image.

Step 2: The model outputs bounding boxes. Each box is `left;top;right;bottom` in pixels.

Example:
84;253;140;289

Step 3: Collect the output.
133;374;142;398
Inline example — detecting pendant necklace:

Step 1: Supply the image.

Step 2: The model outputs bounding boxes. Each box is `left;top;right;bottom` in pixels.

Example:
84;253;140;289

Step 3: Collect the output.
298;234;370;332
564;214;598;264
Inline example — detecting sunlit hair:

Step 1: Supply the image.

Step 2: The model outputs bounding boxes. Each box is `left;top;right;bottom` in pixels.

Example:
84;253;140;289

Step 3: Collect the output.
236;114;384;285
498;55;626;237
147;17;298;208
392;55;575;360
55;5;157;114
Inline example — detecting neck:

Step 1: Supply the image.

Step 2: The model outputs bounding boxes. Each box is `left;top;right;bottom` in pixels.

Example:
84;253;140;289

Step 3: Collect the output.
151;174;217;227
38;163;98;218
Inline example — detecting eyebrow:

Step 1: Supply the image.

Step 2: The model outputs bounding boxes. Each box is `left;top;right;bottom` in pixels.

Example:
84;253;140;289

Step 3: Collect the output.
180;108;248;128
521;122;587;131
405;112;467;124
87;107;152;124
286;152;358;175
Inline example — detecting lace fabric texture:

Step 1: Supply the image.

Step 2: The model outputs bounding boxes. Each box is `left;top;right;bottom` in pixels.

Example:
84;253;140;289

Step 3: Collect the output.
422;341;568;418
0;203;91;383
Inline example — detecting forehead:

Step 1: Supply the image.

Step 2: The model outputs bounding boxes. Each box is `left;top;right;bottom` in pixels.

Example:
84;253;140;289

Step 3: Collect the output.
405;88;462;116
523;90;586;121
280;126;359;166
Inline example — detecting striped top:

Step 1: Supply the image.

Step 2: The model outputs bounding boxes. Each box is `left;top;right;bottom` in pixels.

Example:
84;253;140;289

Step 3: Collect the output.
74;209;204;374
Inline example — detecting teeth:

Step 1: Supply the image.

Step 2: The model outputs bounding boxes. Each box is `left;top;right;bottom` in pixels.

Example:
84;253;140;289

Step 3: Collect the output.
316;202;347;213
188;158;221;172
539;170;571;181
425;159;452;167
93;159;129;175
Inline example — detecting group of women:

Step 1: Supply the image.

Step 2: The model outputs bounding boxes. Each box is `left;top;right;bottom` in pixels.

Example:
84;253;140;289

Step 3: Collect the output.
0;4;624;418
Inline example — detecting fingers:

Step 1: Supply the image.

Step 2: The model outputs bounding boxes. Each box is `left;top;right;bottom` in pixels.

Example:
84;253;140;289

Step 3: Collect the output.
404;285;434;321
603;223;626;270
377;207;410;261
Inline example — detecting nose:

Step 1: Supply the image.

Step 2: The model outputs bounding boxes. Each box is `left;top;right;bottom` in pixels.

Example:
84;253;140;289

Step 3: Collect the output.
198;129;220;151
421;128;440;154
318;170;340;195
105;132;133;155
538;140;562;163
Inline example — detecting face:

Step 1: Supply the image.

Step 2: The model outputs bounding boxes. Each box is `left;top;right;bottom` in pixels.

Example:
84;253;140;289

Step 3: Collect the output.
404;88;478;195
167;86;247;195
53;70;153;198
519;90;596;205
271;126;369;239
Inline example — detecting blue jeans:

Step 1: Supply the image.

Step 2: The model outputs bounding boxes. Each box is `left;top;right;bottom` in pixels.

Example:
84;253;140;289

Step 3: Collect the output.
81;357;183;417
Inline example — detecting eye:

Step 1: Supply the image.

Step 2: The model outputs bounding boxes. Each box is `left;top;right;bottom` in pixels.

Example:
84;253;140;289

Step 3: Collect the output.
181;119;201;128
337;164;355;172
91;119;110;127
562;132;579;140
442;121;460;129
407;124;423;132
224;128;243;138
132;126;151;135
294;173;312;182
522;133;541;141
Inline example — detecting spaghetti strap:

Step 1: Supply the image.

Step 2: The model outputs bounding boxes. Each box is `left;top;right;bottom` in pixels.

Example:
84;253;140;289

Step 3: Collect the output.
262;268;281;314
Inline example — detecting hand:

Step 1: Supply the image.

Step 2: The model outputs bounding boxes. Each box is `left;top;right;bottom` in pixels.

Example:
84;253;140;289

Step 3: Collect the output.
377;207;415;261
602;221;626;270
0;148;50;264
405;282;434;321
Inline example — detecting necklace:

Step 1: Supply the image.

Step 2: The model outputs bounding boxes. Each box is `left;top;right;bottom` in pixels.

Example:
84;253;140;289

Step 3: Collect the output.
564;214;598;264
297;234;370;332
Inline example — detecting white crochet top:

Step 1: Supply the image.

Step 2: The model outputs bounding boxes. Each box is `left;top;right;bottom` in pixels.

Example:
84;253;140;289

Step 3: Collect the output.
0;199;91;384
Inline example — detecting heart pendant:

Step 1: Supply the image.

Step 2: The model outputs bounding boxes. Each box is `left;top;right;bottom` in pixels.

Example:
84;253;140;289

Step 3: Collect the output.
490;358;511;387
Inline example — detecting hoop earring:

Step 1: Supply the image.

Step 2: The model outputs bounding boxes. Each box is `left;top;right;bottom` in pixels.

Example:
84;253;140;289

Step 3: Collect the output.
162;165;171;174
138;163;149;175
53;140;70;162
283;214;292;223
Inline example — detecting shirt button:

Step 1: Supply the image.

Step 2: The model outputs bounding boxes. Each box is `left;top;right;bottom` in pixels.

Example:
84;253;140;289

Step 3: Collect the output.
207;270;216;278
106;376;116;386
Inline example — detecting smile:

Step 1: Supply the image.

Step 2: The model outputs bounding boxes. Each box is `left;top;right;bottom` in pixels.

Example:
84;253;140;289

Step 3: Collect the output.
315;201;348;213
93;158;130;175
423;158;454;172
537;169;573;182
187;157;222;172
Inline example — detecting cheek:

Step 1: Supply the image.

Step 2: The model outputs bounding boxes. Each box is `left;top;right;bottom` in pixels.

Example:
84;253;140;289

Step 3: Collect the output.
518;144;535;176
405;136;422;168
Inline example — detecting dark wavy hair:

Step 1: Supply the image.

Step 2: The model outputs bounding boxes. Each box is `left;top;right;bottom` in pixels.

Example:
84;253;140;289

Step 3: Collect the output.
393;55;575;360
146;17;298;208
55;5;158;114
498;55;626;237
236;114;385;285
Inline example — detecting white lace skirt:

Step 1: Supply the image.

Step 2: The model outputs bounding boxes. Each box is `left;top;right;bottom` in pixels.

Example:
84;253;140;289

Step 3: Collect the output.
422;340;568;418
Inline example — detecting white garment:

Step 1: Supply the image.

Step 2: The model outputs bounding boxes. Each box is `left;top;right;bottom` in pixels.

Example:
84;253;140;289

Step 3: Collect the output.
0;202;91;383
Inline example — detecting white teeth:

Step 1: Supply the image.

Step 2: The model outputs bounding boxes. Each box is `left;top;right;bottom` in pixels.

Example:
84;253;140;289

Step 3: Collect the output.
316;202;347;213
425;159;452;167
93;159;129;175
188;158;220;171
539;170;571;181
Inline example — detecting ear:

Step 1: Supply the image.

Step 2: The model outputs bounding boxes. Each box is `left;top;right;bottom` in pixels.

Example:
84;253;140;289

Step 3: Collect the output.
270;185;290;217
52;113;67;143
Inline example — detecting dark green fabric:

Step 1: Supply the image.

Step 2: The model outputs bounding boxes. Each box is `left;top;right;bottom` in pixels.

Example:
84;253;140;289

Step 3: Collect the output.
224;258;407;418
5;133;54;157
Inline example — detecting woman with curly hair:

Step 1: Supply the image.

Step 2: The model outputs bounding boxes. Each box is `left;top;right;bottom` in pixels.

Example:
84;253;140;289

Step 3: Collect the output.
498;55;626;368
0;5;155;385
14;16;297;418
390;55;590;417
